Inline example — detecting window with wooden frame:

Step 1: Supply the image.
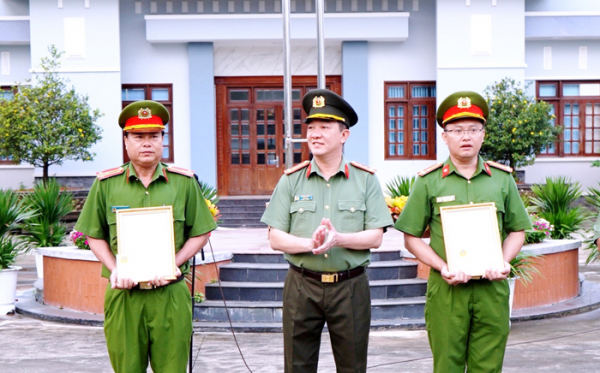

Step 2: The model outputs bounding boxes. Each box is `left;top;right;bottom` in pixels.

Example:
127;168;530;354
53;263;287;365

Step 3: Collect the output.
384;82;436;160
121;84;174;163
0;86;15;164
537;81;600;157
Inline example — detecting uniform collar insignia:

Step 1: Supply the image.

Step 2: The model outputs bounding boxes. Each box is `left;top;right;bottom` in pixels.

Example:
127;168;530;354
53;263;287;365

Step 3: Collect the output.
442;164;450;178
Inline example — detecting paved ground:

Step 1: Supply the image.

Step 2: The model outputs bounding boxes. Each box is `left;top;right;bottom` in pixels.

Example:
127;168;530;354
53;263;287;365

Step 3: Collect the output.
2;229;600;372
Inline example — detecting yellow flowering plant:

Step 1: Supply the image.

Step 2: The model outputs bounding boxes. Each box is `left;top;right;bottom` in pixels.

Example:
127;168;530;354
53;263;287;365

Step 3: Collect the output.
480;78;560;177
385;175;415;222
385;195;408;222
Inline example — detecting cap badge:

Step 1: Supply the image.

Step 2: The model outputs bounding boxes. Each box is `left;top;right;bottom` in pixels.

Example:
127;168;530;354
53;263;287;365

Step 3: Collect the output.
138;108;152;120
457;97;471;109
313;96;325;108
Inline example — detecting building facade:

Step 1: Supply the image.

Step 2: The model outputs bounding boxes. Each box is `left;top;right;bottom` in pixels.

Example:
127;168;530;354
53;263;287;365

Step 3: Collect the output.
1;0;599;193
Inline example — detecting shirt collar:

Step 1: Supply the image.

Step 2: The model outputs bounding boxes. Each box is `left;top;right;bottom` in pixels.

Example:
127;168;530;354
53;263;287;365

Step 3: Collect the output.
442;156;491;179
126;162;169;183
306;156;350;179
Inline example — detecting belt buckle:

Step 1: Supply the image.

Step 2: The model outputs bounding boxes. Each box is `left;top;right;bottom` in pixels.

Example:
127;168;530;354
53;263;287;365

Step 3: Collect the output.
321;273;338;283
139;282;154;290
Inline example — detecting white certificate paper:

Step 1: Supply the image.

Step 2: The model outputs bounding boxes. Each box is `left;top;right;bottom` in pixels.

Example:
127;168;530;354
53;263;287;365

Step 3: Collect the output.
116;206;177;283
439;202;504;277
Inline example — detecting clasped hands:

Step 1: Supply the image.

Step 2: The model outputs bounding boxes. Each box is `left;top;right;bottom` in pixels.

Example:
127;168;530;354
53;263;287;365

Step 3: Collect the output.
109;266;182;290
440;261;511;286
311;218;339;255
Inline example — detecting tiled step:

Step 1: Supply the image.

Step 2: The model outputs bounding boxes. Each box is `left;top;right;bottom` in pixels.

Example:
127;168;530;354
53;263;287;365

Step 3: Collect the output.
193;297;426;323
218;260;418;282
217;197;269;227
204;278;427;302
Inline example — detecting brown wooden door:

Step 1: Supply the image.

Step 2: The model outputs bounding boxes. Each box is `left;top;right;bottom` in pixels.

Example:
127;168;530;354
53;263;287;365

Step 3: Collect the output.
216;76;342;195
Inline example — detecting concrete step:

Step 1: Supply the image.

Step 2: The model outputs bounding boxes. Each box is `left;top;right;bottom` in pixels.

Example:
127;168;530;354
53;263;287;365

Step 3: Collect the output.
218;260;418;282
193;297;426;323
218;222;267;228
204;278;427;302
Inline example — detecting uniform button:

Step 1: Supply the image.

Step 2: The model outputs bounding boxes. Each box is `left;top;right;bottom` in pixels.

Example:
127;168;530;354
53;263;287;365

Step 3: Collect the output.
327;184;330;188
325;205;329;210
324;254;329;258
145;191;149;195
299;208;304;213
470;202;473;205
468;180;471;184
350;207;355;212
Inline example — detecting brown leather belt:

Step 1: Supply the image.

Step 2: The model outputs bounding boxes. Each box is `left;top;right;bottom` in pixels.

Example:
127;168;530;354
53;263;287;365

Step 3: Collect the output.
289;263;365;283
134;275;185;290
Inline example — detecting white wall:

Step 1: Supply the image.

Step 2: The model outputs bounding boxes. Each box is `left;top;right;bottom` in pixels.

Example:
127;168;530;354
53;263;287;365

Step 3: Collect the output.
0;45;30;84
29;0;122;177
214;46;341;76
367;0;437;185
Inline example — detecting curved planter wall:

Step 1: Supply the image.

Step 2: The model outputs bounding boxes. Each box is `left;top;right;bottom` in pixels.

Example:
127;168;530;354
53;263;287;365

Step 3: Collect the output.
39;247;232;314
403;239;581;311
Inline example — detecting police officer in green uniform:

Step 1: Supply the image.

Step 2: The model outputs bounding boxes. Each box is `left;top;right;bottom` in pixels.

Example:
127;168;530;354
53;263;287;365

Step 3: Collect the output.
75;100;217;373
261;89;392;373
395;91;531;373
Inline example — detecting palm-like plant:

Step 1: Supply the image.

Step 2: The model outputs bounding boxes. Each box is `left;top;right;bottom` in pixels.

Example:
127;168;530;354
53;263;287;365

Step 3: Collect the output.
22;179;74;248
385;176;416;198
0;190;35;269
198;181;219;205
529;176;589;239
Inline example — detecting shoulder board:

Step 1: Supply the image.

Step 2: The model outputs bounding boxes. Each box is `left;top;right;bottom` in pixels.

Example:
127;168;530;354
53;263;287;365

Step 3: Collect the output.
486;161;513;173
284;160;310;175
96;166;125;181
350;161;376;174
417;163;443;177
167;165;195;178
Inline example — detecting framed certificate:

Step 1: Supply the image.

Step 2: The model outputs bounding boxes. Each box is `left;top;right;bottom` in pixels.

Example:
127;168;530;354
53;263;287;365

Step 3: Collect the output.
439;202;504;277
116;206;177;283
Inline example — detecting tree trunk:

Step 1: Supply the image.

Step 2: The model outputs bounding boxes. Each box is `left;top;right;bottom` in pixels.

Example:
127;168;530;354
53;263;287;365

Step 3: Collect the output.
43;162;49;185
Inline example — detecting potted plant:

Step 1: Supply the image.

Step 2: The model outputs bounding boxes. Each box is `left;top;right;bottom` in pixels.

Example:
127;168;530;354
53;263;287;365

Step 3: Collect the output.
22;179;74;278
0;189;34;314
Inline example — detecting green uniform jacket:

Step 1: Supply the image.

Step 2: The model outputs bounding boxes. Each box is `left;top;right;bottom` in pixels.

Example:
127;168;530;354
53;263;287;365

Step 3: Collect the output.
75;162;217;278
261;157;393;272
395;156;531;263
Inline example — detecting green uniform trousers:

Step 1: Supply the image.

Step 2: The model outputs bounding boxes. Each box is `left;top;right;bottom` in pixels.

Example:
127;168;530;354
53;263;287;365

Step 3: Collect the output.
425;271;510;373
282;268;371;373
103;281;192;373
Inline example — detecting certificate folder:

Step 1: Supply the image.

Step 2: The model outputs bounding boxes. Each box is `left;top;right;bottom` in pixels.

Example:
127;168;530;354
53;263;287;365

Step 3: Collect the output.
439;202;504;277
116;206;177;283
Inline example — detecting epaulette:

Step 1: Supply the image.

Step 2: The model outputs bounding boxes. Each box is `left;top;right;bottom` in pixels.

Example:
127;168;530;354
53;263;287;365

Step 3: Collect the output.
96;166;125;180
167;165;195;178
417;163;443;177
284;160;310;175
350;161;376;174
486;161;513;173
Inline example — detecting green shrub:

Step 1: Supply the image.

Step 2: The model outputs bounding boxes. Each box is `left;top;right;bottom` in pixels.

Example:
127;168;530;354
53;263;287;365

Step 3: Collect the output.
510;251;543;286
529;176;589;239
0;190;34;269
22;179;73;248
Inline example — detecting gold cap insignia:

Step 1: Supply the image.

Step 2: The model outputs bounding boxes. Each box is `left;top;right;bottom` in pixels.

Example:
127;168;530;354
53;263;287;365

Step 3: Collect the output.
457;97;471;109
313;96;325;108
138;108;152;119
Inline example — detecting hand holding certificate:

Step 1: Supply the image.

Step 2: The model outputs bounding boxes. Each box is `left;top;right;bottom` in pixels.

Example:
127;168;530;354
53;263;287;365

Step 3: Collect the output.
439;202;504;277
116;206;177;283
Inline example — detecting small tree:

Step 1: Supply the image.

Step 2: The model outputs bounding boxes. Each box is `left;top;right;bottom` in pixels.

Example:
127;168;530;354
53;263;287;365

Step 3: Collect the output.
0;46;102;182
480;78;560;174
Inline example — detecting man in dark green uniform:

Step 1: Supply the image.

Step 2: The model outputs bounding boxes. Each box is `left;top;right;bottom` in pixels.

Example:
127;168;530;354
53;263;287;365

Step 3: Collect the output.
261;89;393;373
75;100;217;373
395;91;531;373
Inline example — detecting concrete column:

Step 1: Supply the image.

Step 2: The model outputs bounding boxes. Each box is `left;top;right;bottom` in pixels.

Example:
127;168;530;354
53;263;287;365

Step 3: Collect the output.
188;42;216;187
342;41;369;165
